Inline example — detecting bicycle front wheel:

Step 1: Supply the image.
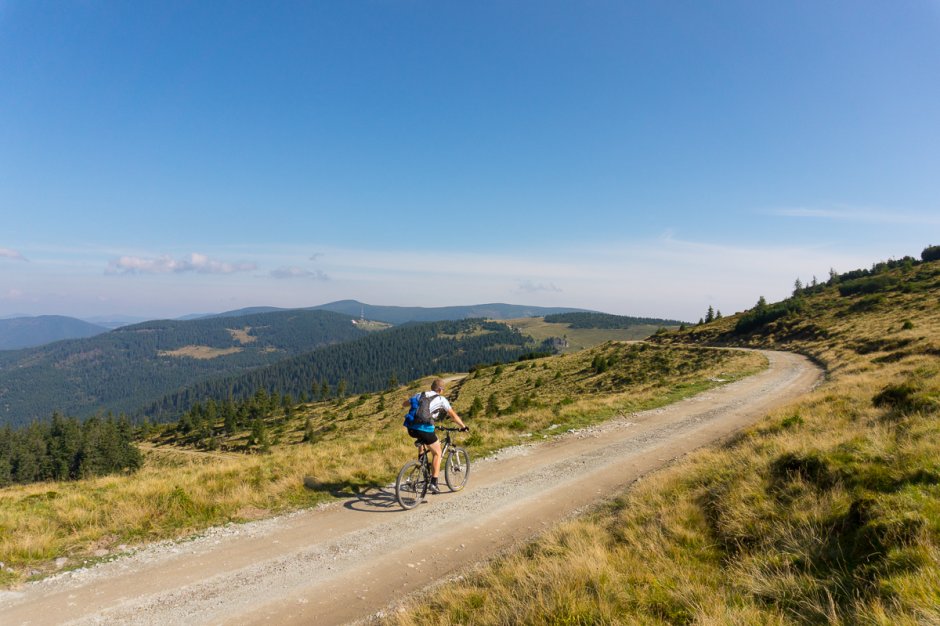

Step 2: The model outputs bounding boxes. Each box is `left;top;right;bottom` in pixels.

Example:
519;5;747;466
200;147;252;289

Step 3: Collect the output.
395;459;428;509
444;447;471;492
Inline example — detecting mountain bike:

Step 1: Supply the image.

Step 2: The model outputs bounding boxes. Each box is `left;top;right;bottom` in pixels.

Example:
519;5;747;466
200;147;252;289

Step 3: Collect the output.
395;427;471;510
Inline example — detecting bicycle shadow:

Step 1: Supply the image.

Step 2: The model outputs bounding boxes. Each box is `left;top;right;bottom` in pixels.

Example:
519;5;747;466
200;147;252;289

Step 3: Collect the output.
303;476;403;513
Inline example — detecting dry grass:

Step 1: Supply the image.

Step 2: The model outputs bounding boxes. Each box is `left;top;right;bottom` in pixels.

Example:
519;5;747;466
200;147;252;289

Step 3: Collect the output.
0;343;762;585
504;316;672;351
157;345;244;359
385;260;940;625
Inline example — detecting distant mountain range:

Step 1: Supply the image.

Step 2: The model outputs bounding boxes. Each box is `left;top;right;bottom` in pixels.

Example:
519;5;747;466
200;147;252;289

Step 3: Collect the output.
0;316;108;350
313;301;590;324
0;302;590;351
199;301;591;325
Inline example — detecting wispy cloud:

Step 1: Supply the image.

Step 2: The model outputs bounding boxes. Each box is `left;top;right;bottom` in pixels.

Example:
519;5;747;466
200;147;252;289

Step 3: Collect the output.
515;280;562;294
270;267;329;280
309;252;325;261
0;247;27;261
767;206;940;225
107;253;257;275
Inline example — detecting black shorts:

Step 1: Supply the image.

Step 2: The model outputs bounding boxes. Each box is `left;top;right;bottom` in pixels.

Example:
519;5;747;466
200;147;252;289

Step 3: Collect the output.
407;428;438;445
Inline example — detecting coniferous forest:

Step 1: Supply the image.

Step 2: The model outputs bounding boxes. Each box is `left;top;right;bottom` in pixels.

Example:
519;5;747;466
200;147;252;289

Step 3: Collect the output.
0;310;367;427
543;311;686;328
141;318;548;422
0;413;141;487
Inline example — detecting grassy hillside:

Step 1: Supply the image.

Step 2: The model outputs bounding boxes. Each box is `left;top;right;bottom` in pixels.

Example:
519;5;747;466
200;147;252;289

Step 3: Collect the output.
0;342;764;586
506;316;675;352
388;258;940;625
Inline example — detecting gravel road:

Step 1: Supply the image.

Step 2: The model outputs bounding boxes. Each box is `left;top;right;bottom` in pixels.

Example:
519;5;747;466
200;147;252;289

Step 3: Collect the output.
0;350;821;626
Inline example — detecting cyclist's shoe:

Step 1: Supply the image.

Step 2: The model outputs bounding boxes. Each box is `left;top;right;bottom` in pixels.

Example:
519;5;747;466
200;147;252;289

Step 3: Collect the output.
428;481;441;494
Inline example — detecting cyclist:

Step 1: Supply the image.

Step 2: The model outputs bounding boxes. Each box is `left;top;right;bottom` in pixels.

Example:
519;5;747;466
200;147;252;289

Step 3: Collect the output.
402;378;468;493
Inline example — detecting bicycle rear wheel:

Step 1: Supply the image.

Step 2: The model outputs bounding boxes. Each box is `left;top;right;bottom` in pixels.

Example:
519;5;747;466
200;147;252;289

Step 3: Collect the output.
395;459;428;509
444;447;471;492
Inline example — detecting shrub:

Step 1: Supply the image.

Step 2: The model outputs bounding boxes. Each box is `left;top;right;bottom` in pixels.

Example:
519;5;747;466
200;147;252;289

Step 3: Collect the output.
921;244;940;262
734;298;804;334
838;275;899;297
872;380;938;415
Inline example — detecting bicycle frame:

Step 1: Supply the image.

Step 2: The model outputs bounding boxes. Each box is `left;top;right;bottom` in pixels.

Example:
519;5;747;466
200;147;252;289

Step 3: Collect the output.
396;426;469;509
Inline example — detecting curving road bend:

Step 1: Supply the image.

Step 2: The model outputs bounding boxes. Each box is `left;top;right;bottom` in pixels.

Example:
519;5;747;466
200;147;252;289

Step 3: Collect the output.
0;350;822;626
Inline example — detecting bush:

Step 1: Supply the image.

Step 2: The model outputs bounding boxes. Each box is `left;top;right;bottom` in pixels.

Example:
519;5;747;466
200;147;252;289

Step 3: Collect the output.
872;380;938;415
734;298;804;334
838;275;899;297
921;245;940;262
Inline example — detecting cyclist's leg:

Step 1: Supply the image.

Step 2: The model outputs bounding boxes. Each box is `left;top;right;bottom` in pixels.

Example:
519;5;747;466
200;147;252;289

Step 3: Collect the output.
428;440;443;477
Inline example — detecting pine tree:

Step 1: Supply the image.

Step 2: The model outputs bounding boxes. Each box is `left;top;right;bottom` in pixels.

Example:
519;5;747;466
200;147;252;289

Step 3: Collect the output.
303;418;315;443
485;393;500;416
705;306;715;323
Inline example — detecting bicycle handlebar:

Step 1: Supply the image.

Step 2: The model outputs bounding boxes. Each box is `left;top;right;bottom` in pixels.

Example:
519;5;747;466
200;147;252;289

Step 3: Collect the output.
437;426;469;432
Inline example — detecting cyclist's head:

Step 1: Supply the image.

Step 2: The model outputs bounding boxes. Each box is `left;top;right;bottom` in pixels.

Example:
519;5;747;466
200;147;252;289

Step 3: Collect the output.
431;379;445;393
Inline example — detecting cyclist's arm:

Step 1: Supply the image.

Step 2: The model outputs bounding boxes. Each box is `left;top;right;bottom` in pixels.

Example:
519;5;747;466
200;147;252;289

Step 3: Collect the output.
445;407;467;430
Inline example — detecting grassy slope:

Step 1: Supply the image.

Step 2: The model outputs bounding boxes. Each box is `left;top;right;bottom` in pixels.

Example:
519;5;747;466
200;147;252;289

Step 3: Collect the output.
388;260;940;625
505;316;674;352
0;344;763;585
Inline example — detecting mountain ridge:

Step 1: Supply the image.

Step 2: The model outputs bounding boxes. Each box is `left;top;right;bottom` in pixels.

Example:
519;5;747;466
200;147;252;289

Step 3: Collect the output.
0;315;108;350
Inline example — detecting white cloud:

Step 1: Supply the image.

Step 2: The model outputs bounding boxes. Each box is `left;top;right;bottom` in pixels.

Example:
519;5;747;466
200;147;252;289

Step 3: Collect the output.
309;252;325;261
515;280;562;294
767;206;940;225
0;247;27;261
270;267;330;280
107;253;257;275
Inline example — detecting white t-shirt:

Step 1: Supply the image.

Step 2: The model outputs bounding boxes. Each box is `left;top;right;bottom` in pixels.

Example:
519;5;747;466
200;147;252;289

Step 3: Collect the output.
422;391;452;418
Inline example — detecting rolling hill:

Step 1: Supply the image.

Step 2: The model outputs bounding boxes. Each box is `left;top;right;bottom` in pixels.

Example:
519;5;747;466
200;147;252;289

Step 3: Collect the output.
187;301;590;324
0;315;108;350
140;317;552;423
0;309;367;427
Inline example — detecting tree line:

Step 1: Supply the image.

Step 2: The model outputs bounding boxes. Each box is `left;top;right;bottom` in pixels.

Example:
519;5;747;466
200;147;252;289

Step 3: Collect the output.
0;413;142;487
543;312;686;329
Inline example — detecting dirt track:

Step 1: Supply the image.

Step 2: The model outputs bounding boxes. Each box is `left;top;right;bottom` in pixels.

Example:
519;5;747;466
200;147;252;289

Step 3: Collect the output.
0;350;822;626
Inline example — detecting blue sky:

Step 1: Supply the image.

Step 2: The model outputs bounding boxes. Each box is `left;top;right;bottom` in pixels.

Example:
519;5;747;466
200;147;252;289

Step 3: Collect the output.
1;1;938;322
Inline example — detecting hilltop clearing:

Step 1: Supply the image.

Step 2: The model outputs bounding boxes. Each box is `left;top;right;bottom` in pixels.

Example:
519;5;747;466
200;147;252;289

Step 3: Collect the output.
506;315;680;352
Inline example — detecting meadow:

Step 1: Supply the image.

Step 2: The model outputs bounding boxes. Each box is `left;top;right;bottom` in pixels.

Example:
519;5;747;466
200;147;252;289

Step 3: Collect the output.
505;316;674;352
